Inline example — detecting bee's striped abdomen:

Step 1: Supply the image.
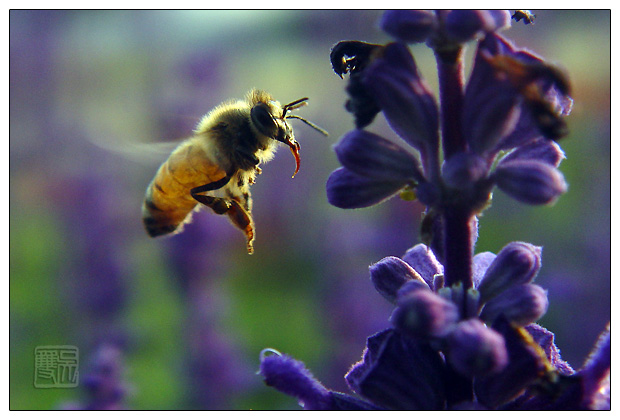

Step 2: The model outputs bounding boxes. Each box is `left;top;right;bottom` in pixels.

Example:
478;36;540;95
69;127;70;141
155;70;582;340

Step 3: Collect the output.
142;140;229;237
142;165;198;237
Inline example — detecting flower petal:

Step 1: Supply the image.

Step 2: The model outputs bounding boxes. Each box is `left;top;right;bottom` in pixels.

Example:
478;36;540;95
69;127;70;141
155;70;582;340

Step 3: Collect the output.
401;243;444;288
345;329;447;410
579;324;611;409
495;160;568;205
499;138;566;168
474;317;552;408
259;350;331;410
328;392;384;410
463;34;522;154
334;129;424;182
326;167;406;209
363;43;439;151
525;324;574;375
472;251;496;288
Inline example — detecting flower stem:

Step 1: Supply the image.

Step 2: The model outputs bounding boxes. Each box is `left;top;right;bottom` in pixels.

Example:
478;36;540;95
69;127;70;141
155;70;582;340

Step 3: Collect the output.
442;207;474;295
435;45;466;159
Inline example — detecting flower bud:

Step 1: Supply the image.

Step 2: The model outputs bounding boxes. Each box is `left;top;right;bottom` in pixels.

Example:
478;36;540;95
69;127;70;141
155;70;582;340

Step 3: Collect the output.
396;279;431;302
370;256;428;303
380;10;437;43
391;289;458;338
446;319;508;377
477;242;542;304
335;130;424;182
480;284;549;326
444;10;511;42
495;160;568;205
326;167;406;209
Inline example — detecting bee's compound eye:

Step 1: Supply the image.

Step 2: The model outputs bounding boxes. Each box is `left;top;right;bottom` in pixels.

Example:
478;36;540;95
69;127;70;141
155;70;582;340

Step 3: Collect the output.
251;103;277;137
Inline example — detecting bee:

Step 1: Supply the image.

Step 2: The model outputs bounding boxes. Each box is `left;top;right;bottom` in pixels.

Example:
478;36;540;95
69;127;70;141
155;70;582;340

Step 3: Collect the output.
142;89;328;254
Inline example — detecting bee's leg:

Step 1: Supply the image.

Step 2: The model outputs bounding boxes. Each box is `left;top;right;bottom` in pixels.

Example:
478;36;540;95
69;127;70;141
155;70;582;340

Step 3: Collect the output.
225;199;255;254
190;175;232;214
190;175;255;254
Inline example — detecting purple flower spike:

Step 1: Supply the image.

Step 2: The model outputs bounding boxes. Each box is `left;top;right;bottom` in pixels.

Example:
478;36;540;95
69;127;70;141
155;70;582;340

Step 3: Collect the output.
444;10;511;42
335;129;424;182
495;160;568;205
446;319;508;377
370;256;428;303
480;284;549;326
391;289;459;338
477;242;542;304
363;43;439;152
326;167;407;209
380;10;437;44
259;350;331;410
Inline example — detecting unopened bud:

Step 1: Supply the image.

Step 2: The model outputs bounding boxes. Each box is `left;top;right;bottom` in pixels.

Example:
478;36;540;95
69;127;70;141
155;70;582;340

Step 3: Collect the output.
478;242;542;304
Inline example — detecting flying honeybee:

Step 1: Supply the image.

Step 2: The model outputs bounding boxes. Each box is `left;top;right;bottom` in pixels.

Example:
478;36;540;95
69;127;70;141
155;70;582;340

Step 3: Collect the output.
142;89;328;254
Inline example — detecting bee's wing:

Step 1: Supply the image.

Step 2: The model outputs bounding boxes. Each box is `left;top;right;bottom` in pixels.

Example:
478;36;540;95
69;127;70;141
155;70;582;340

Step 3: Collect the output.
89;137;183;164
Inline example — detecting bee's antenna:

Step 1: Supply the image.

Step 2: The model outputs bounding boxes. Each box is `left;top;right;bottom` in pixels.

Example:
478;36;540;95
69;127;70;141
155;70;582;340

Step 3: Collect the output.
286;115;329;137
282;97;309;117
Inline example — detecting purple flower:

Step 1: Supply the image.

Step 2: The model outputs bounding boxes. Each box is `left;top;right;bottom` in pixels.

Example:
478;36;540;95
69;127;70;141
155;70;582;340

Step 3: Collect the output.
61;344;129;410
327;129;426;209
381;10;511;44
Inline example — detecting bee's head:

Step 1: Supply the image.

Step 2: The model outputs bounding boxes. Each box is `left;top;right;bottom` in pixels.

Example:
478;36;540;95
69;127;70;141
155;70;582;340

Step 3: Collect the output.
250;97;328;177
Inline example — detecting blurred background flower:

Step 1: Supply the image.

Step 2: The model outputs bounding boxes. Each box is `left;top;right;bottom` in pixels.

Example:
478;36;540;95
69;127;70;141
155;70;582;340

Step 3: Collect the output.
9;10;609;409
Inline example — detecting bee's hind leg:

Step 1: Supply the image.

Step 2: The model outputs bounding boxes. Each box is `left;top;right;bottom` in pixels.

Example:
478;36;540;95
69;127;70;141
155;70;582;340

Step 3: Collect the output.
225;199;255;254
